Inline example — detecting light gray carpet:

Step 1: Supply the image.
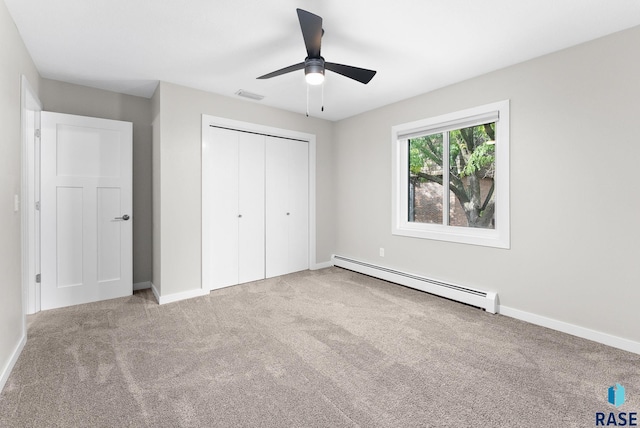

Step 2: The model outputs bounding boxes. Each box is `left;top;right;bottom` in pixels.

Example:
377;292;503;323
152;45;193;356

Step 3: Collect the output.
1;267;638;427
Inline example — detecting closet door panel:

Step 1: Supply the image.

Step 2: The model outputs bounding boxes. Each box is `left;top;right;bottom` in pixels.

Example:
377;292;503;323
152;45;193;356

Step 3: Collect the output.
207;128;240;289
238;133;265;284
266;137;309;278
265;137;290;278
288;140;309;273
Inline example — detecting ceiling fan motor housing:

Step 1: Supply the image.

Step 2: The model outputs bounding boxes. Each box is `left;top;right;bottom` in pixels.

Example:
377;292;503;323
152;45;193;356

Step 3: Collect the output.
305;57;325;77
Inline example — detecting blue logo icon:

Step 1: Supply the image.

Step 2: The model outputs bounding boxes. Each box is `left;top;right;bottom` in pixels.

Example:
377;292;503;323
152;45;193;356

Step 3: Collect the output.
608;383;626;408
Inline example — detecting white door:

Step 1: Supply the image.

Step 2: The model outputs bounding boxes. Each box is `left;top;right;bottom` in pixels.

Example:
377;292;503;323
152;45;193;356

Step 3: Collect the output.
287;139;310;272
237;132;265;284
265;137;309;278
203;127;239;289
40;112;133;310
202;127;265;290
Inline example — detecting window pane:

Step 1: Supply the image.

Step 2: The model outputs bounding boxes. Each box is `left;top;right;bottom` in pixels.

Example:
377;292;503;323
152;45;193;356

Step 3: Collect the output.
408;134;443;224
448;123;495;229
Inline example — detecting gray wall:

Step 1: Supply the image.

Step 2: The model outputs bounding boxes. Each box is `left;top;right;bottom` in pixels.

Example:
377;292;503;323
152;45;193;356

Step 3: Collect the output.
153;82;335;296
333;26;640;343
40;79;153;284
0;0;40;384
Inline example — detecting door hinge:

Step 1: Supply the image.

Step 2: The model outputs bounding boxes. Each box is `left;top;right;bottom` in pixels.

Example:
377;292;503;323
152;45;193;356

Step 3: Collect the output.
35;273;41;283
35;129;41;138
35;201;40;211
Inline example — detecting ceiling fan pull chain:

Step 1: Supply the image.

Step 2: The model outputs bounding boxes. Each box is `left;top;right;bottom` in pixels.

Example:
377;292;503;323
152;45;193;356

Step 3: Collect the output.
306;83;309;117
321;81;324;112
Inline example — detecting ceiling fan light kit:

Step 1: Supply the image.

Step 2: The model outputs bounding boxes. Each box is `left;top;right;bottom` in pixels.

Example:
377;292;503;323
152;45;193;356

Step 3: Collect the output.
257;8;376;115
304;57;325;85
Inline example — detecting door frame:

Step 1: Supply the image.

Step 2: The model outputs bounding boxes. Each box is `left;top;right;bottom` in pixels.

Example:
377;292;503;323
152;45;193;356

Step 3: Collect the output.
201;114;317;292
21;75;42;315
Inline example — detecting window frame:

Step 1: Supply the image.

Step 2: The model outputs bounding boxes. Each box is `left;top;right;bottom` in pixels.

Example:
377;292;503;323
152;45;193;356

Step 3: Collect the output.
391;100;510;249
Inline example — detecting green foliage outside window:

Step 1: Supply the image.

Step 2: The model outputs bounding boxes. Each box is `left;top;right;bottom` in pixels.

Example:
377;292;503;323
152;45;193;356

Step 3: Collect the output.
409;123;496;228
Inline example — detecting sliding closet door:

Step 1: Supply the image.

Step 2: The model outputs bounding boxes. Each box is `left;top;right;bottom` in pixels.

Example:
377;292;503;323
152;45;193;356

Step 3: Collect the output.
265;137;309;278
237;133;265;284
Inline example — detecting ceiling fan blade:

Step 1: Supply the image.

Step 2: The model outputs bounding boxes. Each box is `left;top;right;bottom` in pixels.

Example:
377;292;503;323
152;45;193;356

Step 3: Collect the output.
325;62;377;84
296;8;322;58
257;62;305;79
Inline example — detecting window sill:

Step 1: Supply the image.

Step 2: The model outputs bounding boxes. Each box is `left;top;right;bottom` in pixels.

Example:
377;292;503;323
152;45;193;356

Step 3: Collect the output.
392;223;510;249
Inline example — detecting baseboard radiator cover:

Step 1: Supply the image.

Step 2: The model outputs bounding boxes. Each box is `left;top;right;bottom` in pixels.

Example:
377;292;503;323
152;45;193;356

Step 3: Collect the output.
332;255;497;314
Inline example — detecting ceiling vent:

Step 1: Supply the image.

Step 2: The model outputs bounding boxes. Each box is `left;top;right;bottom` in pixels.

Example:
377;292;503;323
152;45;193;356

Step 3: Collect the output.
235;89;264;101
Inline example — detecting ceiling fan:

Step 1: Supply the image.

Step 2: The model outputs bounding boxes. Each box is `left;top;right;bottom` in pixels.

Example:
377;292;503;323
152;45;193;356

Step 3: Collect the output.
257;8;377;86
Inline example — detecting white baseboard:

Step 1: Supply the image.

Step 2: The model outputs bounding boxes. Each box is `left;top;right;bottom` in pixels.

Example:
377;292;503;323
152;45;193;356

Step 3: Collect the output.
0;333;26;393
151;283;209;305
499;306;640;355
311;261;333;270
133;281;151;291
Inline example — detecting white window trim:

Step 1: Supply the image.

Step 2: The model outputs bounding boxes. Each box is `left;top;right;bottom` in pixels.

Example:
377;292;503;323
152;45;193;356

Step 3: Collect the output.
391;100;510;249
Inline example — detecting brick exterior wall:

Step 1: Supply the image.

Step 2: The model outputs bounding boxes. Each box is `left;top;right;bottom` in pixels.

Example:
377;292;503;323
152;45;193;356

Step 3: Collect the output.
411;178;494;228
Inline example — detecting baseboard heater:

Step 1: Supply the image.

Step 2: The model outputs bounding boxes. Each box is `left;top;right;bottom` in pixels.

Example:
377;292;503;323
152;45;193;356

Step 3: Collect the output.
332;255;497;314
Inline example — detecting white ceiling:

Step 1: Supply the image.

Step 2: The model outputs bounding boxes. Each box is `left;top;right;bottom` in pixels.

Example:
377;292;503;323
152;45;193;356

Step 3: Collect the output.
6;0;640;121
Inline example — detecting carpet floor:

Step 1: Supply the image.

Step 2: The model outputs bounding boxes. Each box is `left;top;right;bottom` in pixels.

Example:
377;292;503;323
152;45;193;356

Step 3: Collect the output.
1;267;638;427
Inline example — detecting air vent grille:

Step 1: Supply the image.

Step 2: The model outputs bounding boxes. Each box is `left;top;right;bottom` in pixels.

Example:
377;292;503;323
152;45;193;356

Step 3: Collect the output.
235;90;264;101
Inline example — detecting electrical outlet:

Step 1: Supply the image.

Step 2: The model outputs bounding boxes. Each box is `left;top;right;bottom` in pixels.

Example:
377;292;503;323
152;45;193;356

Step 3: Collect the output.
379;247;385;257
14;194;20;212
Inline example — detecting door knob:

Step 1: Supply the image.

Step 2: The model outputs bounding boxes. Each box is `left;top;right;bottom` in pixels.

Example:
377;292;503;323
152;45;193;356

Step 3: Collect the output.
115;214;130;221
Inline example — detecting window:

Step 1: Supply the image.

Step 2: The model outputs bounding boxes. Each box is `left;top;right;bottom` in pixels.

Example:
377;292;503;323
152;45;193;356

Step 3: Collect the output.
392;100;510;248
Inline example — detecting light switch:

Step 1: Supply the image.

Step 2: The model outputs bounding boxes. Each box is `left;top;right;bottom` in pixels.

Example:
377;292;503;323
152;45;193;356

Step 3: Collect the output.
14;194;20;212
